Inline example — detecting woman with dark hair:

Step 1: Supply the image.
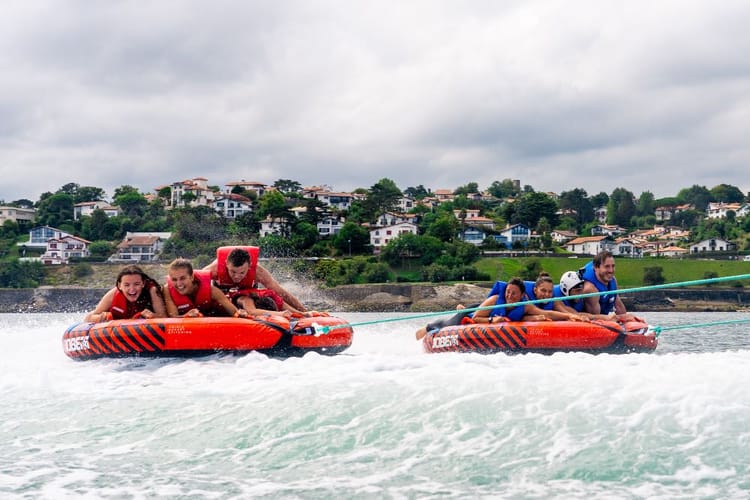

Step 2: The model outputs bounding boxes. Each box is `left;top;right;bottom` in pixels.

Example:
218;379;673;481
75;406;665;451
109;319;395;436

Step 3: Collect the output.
84;265;166;323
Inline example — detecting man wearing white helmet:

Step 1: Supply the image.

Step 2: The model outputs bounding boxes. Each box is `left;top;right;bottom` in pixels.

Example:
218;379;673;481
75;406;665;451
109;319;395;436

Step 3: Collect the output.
553;270;617;320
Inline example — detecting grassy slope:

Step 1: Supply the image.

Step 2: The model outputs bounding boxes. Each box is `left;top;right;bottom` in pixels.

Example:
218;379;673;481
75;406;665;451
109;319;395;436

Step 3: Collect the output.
475;256;750;288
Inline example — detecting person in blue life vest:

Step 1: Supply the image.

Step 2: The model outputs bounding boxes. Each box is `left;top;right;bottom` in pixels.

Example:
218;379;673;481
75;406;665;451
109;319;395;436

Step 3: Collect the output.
84;265;166;323
164;258;249;318
554;270;619;320
580;250;644;322
524;272;583;315
472;277;586;324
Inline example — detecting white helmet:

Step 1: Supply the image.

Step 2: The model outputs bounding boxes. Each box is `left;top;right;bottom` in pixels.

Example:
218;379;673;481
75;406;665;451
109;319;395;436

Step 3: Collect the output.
559;271;584;296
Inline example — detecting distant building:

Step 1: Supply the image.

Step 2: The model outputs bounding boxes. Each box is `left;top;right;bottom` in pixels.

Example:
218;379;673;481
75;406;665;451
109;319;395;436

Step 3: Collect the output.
212;193;253;219
41;235;91;265
0;206;35;226
498;224;531;247
167;177;215;208
565;235;613;256
690;238;736;253
24;226;75;249
110;232;172;262
225;180;268;198
73;201;120;220
370;222;418;253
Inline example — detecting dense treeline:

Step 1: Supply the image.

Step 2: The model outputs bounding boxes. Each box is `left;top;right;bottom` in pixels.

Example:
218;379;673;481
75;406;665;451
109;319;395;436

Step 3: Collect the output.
1;178;749;288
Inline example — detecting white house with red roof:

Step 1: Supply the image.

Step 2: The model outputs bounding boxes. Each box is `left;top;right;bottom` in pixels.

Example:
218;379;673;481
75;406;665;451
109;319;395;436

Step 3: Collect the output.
41;235;91;265
110;232;172;262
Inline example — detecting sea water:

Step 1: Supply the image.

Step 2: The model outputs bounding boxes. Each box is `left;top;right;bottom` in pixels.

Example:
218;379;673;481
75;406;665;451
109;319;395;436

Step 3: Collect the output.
1;312;749;499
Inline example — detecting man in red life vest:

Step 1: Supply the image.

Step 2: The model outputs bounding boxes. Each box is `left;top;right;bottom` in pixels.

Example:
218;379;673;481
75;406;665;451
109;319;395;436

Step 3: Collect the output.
202;246;313;317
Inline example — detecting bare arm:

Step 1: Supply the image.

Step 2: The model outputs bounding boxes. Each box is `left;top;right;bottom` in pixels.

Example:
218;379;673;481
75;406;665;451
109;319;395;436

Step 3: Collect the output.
84;288;116;322
582;282;601;315
255;264;306;311
163;284;181;318
147;286;167;318
471;295;502;323
200;260;218;277
524;304;586;322
211;286;246;317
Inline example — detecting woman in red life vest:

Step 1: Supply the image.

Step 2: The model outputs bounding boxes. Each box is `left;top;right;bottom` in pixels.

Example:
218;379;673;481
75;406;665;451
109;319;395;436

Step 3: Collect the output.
84;265;166;323
164;257;248;318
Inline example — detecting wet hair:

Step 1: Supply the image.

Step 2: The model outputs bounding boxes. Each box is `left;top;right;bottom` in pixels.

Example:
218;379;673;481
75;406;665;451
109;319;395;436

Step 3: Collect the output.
116;265;162;294
252;295;278;311
227;248;251;267
168;257;194;275
534;272;554;288
507;277;525;293
593;250;614;268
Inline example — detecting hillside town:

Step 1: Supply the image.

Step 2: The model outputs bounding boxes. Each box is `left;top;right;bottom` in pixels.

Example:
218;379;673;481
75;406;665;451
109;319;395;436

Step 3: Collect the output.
1;177;749;266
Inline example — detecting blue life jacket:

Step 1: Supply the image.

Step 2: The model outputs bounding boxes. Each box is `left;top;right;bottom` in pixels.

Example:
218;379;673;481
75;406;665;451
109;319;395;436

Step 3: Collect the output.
553;284;585;312
480;281;527;321
524;281;554;310
580;261;617;314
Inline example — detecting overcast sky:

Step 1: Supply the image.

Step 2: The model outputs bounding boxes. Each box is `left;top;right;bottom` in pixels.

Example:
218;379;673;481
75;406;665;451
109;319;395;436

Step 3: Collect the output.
2;1;749;204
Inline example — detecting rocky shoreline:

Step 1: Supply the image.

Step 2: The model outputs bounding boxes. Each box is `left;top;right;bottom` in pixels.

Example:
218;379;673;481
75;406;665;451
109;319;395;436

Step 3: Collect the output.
1;283;749;314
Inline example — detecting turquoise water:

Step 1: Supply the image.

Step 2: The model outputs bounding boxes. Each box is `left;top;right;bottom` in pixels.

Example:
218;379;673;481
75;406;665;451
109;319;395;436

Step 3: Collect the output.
1;312;749;499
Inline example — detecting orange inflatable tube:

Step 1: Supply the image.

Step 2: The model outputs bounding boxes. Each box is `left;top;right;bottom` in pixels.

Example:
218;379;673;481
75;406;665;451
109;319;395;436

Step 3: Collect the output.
423;320;658;354
62;315;353;360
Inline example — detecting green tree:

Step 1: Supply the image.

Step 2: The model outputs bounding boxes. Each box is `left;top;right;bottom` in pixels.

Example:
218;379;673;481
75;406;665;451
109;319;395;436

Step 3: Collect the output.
425;214;459;242
88;241;114;259
290;221;319;250
75;186;107;203
114;191;148;218
590;192;609;209
363;178;402;222
677;185;712;211
36;192;74;227
333;222;370;255
507;191;559;229
558;188;594;230
404;185;429;199
0;260;45;288
643;266;665;285
80;209;110;241
710;183;744;203
636;191;656;217
273;179;303;194
380;233;443;266
487;179;521;198
454;182;479;196
607;188;636;227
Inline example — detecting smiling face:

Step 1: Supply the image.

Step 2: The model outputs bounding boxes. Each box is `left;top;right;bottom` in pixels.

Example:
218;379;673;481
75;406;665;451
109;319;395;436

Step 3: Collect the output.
534;281;554;299
225;260;249;284
595;256;616;285
117;274;145;303
504;283;524;304
168;267;196;296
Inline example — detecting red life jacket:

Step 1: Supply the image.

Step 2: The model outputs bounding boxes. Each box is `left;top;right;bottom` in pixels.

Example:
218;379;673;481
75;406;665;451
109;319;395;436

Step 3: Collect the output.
215;246;260;289
167;270;215;316
109;282;157;319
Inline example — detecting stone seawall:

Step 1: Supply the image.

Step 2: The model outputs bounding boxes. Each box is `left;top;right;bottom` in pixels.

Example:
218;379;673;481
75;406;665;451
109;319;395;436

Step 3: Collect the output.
3;284;748;313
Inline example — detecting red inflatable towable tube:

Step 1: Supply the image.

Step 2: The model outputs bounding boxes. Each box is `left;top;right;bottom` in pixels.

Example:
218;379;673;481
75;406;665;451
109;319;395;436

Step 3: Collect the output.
423;320;657;355
62;315;354;360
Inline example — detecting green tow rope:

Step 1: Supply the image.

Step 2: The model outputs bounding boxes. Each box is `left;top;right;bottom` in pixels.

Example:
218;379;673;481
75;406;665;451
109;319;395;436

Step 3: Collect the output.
317;273;750;334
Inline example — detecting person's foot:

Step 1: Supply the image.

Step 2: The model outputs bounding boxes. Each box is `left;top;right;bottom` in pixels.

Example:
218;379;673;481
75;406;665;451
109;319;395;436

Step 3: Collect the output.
415;327;428;340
